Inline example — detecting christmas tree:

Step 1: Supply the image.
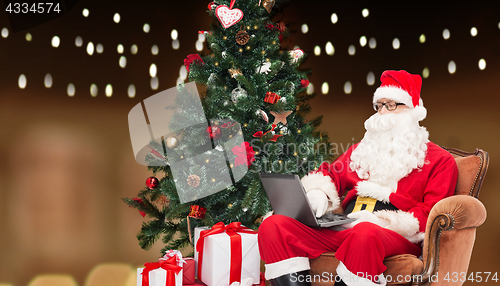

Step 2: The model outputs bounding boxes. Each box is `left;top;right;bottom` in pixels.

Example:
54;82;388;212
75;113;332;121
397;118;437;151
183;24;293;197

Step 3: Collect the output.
124;0;332;254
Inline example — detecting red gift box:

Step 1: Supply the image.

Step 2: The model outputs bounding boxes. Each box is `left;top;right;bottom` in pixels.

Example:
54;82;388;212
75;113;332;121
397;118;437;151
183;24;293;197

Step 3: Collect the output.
264;92;281;104
183;258;195;285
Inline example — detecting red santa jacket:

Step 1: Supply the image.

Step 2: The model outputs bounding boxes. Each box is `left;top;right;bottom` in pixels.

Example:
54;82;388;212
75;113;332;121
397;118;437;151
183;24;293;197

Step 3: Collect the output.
301;142;458;242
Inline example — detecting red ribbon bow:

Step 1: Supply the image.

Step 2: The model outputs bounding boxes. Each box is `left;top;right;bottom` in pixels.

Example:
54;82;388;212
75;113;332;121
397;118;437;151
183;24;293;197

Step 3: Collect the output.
196;222;258;284
253;124;282;142
141;256;182;286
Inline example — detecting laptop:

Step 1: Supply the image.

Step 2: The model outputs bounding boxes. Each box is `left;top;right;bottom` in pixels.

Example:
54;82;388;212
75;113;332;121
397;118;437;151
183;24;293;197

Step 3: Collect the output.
259;173;355;227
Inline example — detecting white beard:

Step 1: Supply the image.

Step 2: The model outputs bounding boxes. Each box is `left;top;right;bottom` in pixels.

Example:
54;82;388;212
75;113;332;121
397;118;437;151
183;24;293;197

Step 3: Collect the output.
350;109;429;192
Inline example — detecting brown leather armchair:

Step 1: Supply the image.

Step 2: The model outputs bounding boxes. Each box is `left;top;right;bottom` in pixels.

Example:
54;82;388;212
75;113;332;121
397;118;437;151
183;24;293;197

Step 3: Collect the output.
308;147;489;286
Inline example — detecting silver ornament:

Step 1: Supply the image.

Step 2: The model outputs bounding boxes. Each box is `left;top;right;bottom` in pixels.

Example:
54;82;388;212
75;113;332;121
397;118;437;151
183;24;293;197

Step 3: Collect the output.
231;85;248;104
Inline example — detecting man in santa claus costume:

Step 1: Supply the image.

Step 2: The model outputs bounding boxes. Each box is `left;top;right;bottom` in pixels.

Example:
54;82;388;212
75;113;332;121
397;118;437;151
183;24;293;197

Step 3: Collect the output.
258;70;458;286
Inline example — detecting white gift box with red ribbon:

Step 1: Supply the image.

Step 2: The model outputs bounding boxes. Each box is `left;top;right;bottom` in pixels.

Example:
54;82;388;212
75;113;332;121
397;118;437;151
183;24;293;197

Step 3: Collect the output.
194;222;260;286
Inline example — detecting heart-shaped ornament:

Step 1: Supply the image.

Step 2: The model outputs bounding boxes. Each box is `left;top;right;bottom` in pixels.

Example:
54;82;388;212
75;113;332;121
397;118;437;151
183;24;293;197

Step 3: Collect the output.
216;5;244;28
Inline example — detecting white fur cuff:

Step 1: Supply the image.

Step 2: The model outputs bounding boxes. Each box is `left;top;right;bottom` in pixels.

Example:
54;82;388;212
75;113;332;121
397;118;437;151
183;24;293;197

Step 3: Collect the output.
336;261;386;286
374;210;424;243
355;181;393;203
264;257;310;280
301;172;340;211
373;86;413;108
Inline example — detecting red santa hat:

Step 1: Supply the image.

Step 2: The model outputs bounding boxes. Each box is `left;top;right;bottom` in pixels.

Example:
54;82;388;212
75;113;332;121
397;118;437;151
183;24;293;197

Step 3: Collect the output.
373;70;427;121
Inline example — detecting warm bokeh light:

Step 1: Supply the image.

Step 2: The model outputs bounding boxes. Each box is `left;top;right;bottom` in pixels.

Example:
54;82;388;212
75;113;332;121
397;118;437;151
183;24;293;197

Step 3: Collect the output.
301;24;309;34
348;45;356;55
369;37;376;49
44;73;52;88
307;83;314;95
152;45;159;55
198;33;206;42
105;84;113;97
119;56;127;68
86;42;94;55
443;29;450;40
419;34;426;43
90;84;98;97
366;72;375;85
117;44;124;54
359;36;367;47
195;40;203;51
392;38;400;49
82;8;89;17
128;84;136;97
143;23;150;33
25;33;32;42
113;13;121;23
18;74;27;89
172;39;180;50
171;29;178;40
67;83;75;96
75;36;82;47
478;59;486;70
362;8;369;18
179;65;187;80
131;44;138;54
331;13;338;24
51;36;60;48
96;43;103;53
314;45;321;56
321;82;329;94
344;81;352;94
471;27;478;37
423;67;430;78
151;77;159;90
150;64;157;77
325;42;334;55
448;61;456;74
1;28;8;38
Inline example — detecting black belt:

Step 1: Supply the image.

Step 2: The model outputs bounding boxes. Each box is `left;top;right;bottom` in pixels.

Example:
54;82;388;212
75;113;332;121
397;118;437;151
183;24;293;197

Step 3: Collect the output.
344;196;398;214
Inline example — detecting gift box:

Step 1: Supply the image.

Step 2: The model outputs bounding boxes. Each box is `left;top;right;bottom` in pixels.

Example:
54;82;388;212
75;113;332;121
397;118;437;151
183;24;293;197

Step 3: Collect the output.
183;258;195;285
138;250;184;286
264;92;281;104
194;222;260;286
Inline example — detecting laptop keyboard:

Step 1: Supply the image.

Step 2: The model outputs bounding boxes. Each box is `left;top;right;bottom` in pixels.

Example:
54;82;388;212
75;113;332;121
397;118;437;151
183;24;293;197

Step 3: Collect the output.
317;212;350;223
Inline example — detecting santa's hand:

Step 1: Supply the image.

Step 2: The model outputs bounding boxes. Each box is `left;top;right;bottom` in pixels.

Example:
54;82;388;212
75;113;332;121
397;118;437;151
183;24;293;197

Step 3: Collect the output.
342;210;390;229
306;189;329;218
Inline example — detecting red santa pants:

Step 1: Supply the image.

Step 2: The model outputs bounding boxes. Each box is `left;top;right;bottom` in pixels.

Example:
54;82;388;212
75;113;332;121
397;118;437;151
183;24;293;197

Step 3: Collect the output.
258;215;422;282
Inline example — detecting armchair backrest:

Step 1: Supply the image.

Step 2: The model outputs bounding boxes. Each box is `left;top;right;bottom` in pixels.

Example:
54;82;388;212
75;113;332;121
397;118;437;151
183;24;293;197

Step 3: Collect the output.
441;147;489;198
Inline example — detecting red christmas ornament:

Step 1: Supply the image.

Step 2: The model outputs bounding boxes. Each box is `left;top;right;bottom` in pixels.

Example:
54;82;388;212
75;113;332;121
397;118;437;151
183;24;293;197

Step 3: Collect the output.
207;1;216;10
300;78;310;88
206;125;222;139
264;91;281;104
188;205;207;219
183;54;205;73
146;176;160;189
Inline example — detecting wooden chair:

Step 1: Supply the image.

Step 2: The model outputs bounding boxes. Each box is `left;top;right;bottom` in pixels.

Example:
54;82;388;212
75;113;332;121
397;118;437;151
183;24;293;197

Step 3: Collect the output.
309;147;489;286
83;263;134;286
27;274;78;286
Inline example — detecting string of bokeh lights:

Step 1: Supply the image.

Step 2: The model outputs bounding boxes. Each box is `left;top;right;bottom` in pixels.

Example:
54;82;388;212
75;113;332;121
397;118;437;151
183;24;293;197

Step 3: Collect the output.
0;7;495;97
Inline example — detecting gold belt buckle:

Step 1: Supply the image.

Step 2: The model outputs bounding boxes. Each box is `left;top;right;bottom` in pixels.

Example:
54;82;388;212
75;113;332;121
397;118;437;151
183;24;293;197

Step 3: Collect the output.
352;197;377;213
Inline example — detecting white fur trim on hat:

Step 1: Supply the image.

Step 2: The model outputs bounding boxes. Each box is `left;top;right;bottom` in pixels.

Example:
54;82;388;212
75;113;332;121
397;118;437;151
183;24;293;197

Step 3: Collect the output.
374;210;424;243
373;86;414;108
355;181;394;204
264;257;310;280
336;261;387;286
301;172;340;211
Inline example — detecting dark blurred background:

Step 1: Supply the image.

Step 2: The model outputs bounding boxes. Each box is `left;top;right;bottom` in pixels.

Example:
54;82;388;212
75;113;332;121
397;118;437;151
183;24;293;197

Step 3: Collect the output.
0;1;499;285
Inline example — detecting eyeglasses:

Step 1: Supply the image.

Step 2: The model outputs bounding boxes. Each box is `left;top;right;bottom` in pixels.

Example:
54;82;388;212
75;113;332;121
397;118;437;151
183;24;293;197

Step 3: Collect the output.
373;102;406;111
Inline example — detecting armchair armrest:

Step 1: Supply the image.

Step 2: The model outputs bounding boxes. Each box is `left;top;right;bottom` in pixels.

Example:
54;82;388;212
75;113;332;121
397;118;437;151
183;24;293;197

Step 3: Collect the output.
414;195;487;286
